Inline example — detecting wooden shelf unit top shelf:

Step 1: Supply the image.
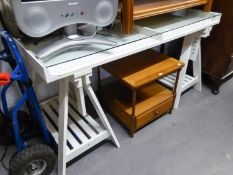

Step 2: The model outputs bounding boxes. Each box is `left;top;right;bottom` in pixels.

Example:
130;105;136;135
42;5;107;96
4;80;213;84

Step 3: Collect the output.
133;0;208;20
119;0;213;33
102;49;184;88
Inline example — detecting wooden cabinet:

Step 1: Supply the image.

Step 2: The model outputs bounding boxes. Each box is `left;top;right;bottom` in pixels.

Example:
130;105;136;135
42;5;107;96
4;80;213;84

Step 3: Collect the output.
202;1;233;94
99;49;184;137
119;0;213;33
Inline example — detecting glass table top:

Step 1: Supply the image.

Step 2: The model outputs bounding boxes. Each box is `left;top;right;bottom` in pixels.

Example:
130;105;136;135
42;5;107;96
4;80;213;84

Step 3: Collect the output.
22;9;220;68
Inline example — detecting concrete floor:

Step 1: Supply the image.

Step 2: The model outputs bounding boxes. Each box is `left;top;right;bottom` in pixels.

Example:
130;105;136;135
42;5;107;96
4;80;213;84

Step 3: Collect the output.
1;79;233;175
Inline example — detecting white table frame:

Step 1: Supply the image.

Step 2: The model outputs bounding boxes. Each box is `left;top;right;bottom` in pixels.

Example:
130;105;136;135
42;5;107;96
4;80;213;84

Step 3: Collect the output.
16;11;221;175
160;27;213;108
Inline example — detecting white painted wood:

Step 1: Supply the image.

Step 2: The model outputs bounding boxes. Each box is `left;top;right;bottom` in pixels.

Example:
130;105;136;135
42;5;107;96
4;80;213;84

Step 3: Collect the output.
168;73;176;80
201;27;213;38
182;76;199;92
75;84;86;116
174;35;194;109
42;112;59;144
66;131;110;162
72;77;87;116
193;40;202;91
14;39;48;81
69;96;105;133
43;104;76;148
41;95;111;164
58;78;69;175
40;96;58;105
68;105;97;138
185;74;193;81
190;38;200;61
82;74;120;148
50;100;89;143
159;79;174;88
162;76;176;84
159;74;198;91
49;101;88;145
158;33;201;109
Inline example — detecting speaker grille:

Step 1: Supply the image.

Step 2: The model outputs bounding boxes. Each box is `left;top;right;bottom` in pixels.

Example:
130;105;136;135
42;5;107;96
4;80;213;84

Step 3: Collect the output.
24;6;51;33
95;1;114;26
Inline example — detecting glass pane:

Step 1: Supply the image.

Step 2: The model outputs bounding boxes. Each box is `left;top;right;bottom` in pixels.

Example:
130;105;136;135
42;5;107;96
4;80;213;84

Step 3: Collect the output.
22;9;220;68
135;9;219;33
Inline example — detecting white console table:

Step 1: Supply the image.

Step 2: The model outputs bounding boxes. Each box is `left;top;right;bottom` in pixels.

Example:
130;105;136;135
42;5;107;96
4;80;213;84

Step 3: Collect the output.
15;9;221;175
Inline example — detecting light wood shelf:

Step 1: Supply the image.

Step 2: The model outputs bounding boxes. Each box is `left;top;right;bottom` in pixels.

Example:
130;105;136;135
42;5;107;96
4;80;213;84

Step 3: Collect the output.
103;81;173;116
103;81;174;131
133;0;208;20
102;49;184;88
119;0;213;33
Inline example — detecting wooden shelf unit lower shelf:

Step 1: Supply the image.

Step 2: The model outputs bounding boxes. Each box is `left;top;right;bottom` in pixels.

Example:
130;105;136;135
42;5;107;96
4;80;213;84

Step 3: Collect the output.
103;81;174;134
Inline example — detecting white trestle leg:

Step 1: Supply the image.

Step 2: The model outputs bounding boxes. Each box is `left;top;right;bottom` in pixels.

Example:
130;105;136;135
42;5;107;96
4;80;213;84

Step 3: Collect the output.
40;71;120;175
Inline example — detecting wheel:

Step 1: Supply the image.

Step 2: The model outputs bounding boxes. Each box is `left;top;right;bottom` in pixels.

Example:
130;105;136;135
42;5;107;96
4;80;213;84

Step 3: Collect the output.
10;144;56;175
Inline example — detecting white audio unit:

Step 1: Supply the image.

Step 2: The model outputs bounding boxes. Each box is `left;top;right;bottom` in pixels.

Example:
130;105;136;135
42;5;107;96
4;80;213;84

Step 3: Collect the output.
11;0;118;37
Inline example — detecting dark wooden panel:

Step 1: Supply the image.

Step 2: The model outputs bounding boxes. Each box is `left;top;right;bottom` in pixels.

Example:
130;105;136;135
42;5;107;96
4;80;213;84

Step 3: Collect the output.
202;1;233;93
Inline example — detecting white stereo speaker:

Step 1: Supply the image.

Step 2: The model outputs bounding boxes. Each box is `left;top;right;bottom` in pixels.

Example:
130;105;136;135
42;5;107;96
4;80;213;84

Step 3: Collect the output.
11;0;118;37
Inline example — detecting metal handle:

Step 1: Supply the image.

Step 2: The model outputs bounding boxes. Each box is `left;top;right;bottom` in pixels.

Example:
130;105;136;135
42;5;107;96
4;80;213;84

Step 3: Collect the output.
0;73;11;86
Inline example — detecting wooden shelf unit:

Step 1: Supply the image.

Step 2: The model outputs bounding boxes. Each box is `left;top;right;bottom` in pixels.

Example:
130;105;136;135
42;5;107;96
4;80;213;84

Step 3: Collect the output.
103;81;174;131
99;49;184;137
119;0;213;33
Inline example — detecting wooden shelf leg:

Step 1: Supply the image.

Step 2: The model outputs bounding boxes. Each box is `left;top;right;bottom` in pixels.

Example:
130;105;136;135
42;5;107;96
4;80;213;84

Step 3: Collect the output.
58;78;69;175
203;0;213;12
82;73;120;148
171;69;181;113
130;89;137;138
122;0;134;34
129;118;136;138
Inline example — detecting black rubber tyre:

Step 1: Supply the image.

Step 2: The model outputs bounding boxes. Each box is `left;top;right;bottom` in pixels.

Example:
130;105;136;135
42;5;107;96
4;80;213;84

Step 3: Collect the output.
10;144;56;175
